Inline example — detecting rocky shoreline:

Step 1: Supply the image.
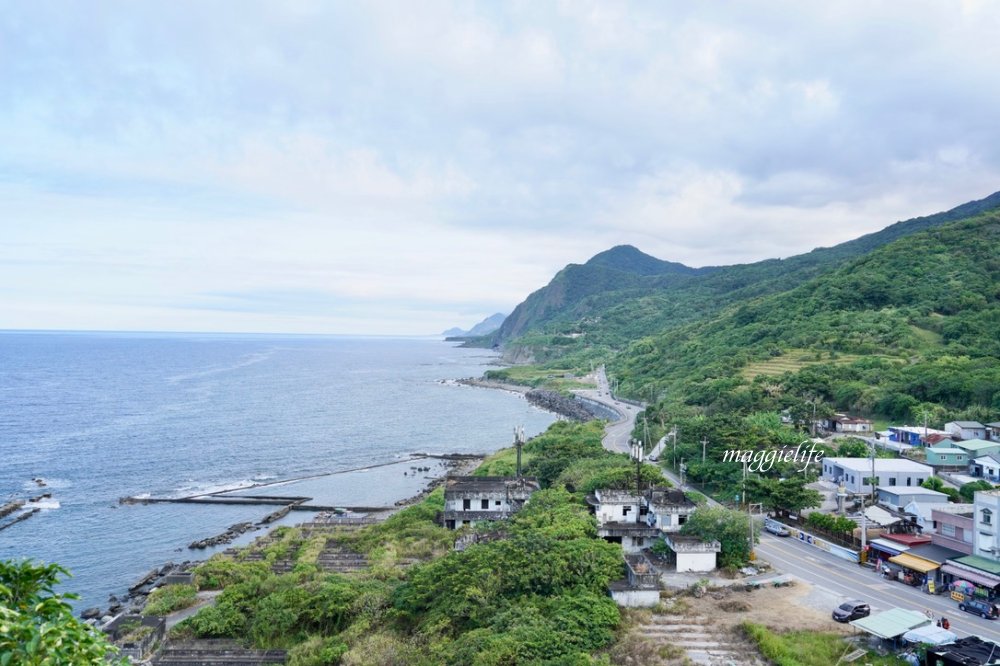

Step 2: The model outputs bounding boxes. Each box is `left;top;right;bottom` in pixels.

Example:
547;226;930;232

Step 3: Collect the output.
456;377;611;422
85;453;485;624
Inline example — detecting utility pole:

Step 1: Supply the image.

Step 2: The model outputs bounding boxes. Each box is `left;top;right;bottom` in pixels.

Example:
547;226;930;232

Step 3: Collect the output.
748;503;761;561
671;425;678;470
701;437;708;464
631;439;644;524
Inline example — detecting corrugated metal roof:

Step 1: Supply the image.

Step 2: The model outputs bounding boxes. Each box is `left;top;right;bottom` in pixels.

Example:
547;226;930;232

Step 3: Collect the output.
850;608;930;639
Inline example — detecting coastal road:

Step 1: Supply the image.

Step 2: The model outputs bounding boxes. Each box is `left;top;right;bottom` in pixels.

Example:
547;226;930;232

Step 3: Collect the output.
574;366;643;454
756;532;1000;643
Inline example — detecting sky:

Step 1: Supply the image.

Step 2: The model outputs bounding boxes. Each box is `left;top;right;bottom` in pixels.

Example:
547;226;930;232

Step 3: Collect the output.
3;1;1000;335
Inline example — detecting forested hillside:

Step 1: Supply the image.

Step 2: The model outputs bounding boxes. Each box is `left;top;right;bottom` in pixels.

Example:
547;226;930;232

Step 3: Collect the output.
616;209;1000;422
492;191;1000;366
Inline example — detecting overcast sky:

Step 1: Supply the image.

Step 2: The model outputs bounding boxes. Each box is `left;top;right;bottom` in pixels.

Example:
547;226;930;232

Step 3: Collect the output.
3;1;1000;335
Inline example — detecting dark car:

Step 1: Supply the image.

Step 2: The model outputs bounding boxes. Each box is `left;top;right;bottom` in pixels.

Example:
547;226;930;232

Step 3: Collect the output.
958;599;998;619
832;601;870;623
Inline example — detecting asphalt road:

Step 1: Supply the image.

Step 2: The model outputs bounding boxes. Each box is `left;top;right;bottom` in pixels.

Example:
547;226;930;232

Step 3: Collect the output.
573;366;641;454
756;532;1000;643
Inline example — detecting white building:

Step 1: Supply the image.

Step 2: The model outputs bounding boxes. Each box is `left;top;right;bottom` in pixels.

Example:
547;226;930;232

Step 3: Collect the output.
973;490;1000;560
822;457;933;494
589;489;660;553
442;476;540;529
645;487;697;532
945;421;987;441
877;486;949;510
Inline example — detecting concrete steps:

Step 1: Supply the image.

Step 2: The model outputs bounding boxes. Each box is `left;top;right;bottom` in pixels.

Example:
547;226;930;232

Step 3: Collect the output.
634;614;764;666
153;640;286;665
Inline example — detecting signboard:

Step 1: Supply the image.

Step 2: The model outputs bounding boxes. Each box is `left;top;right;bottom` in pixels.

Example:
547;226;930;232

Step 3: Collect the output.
951;590;965;602
928;580;935;595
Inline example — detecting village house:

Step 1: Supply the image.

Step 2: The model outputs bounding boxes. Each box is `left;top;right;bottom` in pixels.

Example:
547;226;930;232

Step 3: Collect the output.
877;486;949;511
949;438;1000;460
945;420;988;441
822;457;933;494
587;488;660;552
973;490;1000;560
923;446;969;470
888;426;950;447
929;505;974;555
823;413;873;434
970;453;1000;482
988;422;1000;441
441;476;540;529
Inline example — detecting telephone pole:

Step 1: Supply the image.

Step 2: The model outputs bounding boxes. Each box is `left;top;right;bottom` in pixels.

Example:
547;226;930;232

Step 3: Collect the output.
701;437;708;464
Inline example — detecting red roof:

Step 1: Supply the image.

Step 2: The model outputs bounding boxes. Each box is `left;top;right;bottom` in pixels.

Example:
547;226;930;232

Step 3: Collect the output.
884;533;932;546
924;434;955;445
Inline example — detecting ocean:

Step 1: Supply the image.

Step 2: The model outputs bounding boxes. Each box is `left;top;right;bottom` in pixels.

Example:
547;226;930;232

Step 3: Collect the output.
0;331;556;611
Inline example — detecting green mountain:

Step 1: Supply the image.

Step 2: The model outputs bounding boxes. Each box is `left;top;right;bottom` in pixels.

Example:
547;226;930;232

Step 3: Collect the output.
493;191;1000;366
618;207;1000;417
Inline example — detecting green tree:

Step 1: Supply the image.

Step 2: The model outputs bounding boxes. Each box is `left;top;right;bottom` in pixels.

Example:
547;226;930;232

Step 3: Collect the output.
960;480;996;502
836;438;871;458
0;559;122;665
680;506;758;568
746;476;822;518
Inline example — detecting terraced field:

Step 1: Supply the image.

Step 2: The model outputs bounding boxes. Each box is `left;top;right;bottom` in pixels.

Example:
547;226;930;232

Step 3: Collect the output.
741;349;870;380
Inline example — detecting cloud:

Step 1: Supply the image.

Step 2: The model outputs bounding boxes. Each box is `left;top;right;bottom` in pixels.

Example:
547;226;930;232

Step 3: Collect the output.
2;1;1000;333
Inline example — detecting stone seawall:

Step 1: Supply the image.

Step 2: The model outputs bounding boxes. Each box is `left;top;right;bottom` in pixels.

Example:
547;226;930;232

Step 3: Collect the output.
525;389;605;422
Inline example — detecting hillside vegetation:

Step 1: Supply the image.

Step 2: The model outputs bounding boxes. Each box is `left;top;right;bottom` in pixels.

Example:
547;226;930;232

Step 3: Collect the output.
491;191;1000;369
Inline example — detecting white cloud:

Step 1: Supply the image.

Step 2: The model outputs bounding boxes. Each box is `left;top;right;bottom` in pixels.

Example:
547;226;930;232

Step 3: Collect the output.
2;1;1000;333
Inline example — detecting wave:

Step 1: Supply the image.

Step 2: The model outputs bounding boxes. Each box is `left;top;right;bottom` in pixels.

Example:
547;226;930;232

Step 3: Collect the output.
27;498;60;510
172;479;257;498
166;349;276;385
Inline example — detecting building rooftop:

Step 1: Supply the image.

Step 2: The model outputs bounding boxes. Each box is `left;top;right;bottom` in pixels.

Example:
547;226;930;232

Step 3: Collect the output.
648;487;696;508
955;555;1000;576
877;486;947;497
906;543;966;564
883;533;932;546
973;453;1000;466
930;504;974;517
889;426;949;436
444;476;540;495
947;421;986;429
594;489;642;503
952;439;1000;453
927;447;968;455
825;457;933;474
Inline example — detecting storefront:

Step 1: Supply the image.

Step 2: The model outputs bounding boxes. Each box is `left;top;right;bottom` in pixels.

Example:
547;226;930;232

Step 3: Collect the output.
940;557;1000;602
888;552;939;590
869;536;909;566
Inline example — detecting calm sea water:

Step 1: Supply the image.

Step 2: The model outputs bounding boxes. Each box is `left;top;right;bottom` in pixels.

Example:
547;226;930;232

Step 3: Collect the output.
0;332;555;611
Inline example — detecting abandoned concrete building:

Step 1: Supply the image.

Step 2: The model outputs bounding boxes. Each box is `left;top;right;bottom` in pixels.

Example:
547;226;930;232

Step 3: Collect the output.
441;475;540;529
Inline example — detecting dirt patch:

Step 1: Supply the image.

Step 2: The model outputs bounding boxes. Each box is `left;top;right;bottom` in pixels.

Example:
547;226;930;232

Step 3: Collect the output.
699;582;851;634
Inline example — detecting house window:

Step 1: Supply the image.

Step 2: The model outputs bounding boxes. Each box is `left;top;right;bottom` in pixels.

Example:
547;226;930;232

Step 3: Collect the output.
889;478;897;486
942;523;956;538
495;500;501;506
906;477;912;486
481;499;489;510
679;515;687;525
463;499;471;511
982;509;992;526
623;505;632;517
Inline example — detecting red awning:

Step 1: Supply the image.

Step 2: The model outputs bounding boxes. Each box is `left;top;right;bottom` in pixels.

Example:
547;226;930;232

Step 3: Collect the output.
941;564;1000;589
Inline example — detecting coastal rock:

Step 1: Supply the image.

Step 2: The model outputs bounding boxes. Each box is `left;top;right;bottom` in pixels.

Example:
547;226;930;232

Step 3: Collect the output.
524;389;599;422
81;607;102;620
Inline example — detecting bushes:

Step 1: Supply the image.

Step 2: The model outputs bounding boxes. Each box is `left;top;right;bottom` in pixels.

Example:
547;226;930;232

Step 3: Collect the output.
143;583;198;616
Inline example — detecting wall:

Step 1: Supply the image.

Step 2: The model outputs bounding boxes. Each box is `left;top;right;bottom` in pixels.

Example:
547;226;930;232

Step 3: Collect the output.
771;520;861;563
610;588;661;608
676;552;717;572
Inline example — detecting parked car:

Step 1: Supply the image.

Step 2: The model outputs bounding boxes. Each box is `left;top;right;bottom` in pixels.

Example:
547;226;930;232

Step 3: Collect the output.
832;601;870;623
958;599;998;619
764;520;790;537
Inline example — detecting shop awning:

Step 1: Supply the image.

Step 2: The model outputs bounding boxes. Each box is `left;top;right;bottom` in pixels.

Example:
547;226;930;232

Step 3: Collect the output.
889;553;939;574
870;537;909;556
941;564;1000;588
